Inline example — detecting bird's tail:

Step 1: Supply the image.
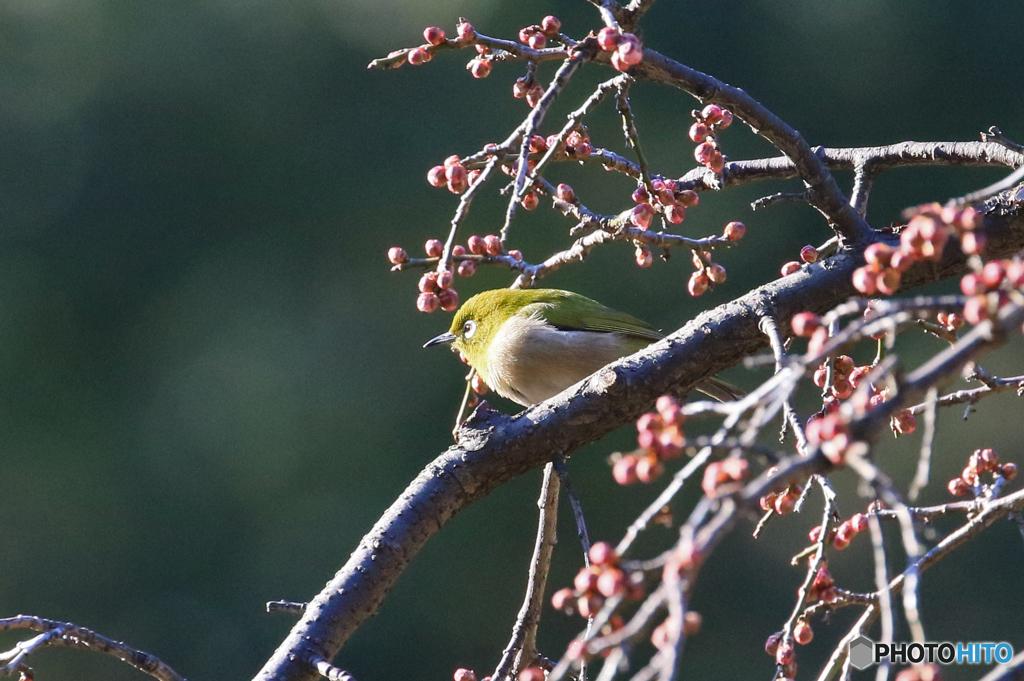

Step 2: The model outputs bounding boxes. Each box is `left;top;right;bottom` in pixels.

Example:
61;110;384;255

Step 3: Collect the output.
694;375;745;403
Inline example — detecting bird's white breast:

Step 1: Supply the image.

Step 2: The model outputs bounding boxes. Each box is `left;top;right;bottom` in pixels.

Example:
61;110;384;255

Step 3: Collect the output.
483;313;633;406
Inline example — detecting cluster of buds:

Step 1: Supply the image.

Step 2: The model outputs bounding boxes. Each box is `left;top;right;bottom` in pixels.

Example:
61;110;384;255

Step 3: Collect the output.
427;155;481;194
852;203;983;297
468;47;493;79
689;105;733;173
612;396;686;484
596;27;643;71
508;130;593;177
792;314;919;437
512;75;545;107
517;15;561;49
687;249;728;297
764;631;798;679
948;448;1017;496
959;256;1024;325
851;242;910;296
811;354;856;399
809;512;869;551
806;564;838;603
417;259;459;313
387;234;523;313
905;202;983;258
630;178;700;228
405;21;475;66
758;468;804;515
935;310;966;333
552;542;643;619
780;244;820;277
650;612;702;648
700;457;748;497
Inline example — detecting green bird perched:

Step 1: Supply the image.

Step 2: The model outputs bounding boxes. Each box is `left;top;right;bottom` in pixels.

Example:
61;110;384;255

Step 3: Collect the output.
424;288;742;406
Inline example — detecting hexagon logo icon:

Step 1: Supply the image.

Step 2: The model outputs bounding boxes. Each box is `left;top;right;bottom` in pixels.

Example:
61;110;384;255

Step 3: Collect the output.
849;636;875;670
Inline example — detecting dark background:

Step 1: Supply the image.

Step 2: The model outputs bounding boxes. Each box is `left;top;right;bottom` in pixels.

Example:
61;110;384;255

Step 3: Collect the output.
1;1;1022;679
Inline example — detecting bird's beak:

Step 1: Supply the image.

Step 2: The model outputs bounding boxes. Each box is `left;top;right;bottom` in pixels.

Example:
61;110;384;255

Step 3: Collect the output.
423;332;457;348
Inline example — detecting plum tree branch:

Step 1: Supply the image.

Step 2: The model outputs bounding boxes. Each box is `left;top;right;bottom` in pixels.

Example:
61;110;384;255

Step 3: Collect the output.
254;189;1024;681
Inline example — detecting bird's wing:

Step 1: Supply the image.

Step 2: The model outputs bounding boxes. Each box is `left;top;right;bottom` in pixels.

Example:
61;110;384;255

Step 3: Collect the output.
520;294;664;342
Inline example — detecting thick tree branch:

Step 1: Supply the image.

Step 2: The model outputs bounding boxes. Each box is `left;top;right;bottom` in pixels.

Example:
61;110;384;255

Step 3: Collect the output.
630;49;874;243
676;141;1024;194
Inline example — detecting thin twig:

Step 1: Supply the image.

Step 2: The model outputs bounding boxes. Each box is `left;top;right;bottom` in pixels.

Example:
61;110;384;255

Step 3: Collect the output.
491;463;561;680
908;387;938;502
867;514;893;681
0;616;186;681
504;56;588;243
553;457;592;562
309;657;357;681
267;601;308;615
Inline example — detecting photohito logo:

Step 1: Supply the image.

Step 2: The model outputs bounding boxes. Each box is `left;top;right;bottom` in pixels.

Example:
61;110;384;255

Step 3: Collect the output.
848;636;1015;670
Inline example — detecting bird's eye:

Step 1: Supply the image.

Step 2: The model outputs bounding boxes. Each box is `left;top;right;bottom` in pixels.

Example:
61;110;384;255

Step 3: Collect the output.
463;320;477;339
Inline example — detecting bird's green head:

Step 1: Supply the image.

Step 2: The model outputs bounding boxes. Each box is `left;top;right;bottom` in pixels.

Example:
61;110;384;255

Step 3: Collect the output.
423;288;535;369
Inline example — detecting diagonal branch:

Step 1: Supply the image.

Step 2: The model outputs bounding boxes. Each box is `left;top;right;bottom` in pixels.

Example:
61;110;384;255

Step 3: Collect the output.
630;49;874;243
0;616;185;681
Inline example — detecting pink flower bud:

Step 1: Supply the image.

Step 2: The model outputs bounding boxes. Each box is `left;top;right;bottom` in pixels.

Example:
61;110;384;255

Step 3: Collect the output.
528;33;546;49
424;239;444;257
483;234;503;256
780;261;801;277
456;20;475;41
556;183;575;203
612;455;638;485
597;27;621;51
616;36;643;65
852;266;877;294
708;263;727;284
791;312;821;337
694;142;716;165
424;27;446;46
387;247;408;265
457;260;477;277
664;203;686;224
541;15;561;35
436;269;454;289
417;292;440;313
427;165;446;187
800;245;819;263
723;221;745;241
407;47;430;66
689;122;710;143
635;246;653;268
676;189;699;207
630;203;655;228
470;59;492;79
438;288;459;311
521;191;539;211
701;104;724;125
467;235;486;255
688;271;710;296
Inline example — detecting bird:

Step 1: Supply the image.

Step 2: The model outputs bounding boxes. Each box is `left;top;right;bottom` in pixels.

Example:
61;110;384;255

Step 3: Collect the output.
424;288;742;407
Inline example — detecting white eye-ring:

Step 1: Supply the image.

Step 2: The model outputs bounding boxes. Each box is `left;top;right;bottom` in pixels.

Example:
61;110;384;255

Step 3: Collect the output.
463;320;477;339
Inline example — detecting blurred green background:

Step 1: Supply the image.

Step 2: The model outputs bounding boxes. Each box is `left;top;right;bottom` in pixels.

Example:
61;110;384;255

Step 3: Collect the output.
0;0;1022;679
